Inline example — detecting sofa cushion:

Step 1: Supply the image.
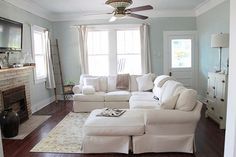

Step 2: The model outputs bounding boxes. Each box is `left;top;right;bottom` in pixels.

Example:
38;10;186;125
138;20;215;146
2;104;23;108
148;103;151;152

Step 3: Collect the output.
175;89;197;111
131;91;154;96
160;94;180;110
136;73;154;91
73;92;105;102
82;85;95;95
105;91;131;102
161;80;182;102
130;93;154;101
129;94;159;109
154;75;174;87
83;109;145;136
129;101;160;109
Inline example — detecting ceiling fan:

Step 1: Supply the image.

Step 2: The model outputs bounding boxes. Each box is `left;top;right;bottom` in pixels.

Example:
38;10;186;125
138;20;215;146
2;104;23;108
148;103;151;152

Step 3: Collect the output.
105;0;153;22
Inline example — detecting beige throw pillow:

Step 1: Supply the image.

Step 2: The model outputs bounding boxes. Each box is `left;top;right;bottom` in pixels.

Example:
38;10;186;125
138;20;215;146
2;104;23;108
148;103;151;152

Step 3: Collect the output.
175;89;197;111
160;94;180;110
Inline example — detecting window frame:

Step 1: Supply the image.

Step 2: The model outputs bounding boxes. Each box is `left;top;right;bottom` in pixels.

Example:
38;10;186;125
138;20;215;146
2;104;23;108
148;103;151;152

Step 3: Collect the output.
86;25;142;76
31;25;48;84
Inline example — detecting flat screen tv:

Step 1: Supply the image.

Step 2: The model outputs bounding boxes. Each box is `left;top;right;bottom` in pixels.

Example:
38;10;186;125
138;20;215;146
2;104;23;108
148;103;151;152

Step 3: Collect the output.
0;17;23;53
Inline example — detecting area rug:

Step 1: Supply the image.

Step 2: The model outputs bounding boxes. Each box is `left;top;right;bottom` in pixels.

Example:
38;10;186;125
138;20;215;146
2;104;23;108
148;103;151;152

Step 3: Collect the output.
30;112;89;153
3;115;51;140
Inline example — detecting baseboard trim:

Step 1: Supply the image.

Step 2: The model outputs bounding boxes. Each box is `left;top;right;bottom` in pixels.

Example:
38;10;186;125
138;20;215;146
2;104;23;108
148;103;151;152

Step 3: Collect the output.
31;96;56;113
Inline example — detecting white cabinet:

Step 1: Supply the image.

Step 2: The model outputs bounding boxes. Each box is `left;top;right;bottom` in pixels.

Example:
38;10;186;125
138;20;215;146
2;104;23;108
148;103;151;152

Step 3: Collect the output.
205;72;228;129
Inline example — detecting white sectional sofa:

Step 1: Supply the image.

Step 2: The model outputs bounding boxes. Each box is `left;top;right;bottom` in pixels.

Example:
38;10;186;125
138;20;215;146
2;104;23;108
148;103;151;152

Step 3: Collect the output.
73;74;202;154
72;74;155;112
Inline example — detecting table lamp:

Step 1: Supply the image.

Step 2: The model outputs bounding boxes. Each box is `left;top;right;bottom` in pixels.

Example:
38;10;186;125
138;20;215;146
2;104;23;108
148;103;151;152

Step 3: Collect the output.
211;33;229;73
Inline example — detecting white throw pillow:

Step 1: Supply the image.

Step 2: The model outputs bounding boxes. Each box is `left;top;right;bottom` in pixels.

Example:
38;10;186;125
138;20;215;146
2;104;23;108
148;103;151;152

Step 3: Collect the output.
72;84;83;94
82;85;95;95
160;94;180;110
79;74;91;85
175;89;197;111
107;75;117;92
99;76;107;92
136;73;154;91
84;77;100;91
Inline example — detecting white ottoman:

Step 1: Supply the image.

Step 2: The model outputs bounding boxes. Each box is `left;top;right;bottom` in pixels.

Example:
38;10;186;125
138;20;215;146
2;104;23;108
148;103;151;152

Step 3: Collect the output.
82;109;145;154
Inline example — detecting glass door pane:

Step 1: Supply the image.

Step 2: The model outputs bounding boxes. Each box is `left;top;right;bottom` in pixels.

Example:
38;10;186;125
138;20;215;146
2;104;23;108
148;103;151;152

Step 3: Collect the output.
171;39;192;68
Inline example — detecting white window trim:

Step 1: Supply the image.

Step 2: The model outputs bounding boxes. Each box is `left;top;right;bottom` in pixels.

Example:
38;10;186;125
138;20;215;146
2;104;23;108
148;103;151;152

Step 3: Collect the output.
31;25;48;84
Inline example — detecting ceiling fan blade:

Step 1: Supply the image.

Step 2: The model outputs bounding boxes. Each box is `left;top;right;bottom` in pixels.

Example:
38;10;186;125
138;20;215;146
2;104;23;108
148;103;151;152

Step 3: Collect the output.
128;13;148;20
127;5;153;12
109;16;117;22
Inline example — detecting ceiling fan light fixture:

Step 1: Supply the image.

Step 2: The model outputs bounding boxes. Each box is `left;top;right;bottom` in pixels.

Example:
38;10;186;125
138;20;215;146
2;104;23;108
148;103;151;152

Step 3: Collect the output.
114;13;126;18
105;0;133;9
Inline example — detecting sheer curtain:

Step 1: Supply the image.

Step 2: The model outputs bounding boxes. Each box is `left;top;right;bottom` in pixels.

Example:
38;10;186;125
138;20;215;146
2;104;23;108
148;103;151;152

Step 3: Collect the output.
45;31;56;89
140;24;152;74
78;25;89;74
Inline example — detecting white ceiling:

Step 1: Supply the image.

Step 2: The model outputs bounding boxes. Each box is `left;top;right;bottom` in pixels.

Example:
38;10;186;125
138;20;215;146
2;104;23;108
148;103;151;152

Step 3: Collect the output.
30;0;206;14
3;0;227;21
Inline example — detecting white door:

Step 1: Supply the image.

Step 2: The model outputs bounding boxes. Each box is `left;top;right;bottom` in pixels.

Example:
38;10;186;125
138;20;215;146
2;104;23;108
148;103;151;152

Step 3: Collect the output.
164;31;198;89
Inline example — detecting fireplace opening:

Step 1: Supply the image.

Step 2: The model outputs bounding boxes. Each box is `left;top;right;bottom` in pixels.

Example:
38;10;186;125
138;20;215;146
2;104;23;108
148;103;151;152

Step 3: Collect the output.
2;86;29;123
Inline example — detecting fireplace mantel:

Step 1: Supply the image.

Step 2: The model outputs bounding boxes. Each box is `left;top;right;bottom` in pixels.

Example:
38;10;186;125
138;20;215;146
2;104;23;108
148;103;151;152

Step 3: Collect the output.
0;66;34;116
0;66;34;74
0;66;34;72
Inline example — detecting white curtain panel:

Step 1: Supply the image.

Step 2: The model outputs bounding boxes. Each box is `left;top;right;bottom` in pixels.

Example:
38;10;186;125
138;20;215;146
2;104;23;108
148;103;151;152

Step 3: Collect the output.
140;24;152;74
78;26;89;74
45;31;56;89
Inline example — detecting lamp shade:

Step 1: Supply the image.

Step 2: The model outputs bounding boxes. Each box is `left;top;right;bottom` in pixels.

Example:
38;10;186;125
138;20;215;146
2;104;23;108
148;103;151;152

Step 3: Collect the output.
211;33;229;48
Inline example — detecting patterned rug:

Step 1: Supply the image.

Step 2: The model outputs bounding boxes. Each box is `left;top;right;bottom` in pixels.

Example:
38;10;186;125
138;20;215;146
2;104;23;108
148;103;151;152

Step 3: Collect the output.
30;112;89;153
3;115;50;140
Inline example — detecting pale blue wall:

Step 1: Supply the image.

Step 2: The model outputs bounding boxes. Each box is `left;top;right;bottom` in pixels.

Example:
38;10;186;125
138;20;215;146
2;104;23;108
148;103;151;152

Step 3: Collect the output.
197;1;230;97
52;17;196;83
0;1;54;110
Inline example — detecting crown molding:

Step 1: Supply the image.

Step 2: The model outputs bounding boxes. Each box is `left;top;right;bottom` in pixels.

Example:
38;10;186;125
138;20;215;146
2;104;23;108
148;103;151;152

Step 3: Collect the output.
151;10;195;18
2;0;228;22
2;0;54;21
51;10;195;22
195;0;227;16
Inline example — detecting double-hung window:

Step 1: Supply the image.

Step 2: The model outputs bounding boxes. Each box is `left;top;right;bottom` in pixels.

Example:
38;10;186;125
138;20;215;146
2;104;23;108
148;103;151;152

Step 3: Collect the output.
32;26;47;83
117;29;141;74
87;26;141;76
87;31;109;76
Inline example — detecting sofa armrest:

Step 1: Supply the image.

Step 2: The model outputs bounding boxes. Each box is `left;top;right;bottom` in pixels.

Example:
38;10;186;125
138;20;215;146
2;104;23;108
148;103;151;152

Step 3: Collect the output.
72;84;83;94
145;101;202;125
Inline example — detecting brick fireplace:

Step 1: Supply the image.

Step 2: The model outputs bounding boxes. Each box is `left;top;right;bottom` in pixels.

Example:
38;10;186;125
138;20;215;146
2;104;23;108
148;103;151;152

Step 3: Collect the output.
2;86;29;123
0;67;34;118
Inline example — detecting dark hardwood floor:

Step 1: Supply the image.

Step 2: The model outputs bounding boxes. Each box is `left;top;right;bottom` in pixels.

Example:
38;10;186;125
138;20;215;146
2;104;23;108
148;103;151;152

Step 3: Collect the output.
2;101;225;157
